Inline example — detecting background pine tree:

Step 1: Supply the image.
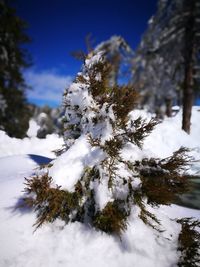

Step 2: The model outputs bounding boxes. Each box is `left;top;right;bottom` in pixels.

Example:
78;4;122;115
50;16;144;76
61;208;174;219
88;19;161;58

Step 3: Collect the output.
131;0;200;133
0;0;31;138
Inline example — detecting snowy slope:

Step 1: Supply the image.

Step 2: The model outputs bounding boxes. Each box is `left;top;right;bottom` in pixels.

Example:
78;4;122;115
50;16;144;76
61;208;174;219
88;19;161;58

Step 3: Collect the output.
0;107;199;267
0;155;199;267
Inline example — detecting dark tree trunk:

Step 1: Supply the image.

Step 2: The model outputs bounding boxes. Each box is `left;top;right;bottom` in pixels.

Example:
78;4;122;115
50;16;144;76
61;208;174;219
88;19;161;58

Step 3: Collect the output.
182;64;194;134
165;97;172;117
182;0;196;134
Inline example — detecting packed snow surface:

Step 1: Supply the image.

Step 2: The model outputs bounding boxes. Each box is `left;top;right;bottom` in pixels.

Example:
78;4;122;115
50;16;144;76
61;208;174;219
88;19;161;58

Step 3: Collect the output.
0;107;200;267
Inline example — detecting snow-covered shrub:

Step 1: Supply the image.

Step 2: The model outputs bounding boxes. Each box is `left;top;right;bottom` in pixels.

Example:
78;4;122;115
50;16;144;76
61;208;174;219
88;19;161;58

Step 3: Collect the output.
29;105;63;139
24;50;199;263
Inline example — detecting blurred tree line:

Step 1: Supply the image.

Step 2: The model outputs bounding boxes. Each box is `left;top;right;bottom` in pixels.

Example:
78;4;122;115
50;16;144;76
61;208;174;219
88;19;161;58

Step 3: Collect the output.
0;0;200;138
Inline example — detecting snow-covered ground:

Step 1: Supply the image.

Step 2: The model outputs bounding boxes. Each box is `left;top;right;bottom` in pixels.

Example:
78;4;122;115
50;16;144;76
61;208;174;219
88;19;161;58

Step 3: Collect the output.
0;108;199;267
0;119;64;158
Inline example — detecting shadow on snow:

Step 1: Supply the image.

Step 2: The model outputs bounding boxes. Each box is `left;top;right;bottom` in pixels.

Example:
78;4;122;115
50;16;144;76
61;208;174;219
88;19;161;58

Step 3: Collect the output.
28;154;53;165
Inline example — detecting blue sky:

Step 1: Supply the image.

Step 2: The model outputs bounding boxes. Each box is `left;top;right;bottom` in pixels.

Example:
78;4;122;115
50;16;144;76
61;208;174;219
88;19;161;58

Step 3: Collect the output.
15;0;157;107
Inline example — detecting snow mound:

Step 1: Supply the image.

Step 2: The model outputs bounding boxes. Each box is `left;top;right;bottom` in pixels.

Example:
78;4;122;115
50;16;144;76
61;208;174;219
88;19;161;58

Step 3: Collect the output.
0;130;64;158
143;106;200;159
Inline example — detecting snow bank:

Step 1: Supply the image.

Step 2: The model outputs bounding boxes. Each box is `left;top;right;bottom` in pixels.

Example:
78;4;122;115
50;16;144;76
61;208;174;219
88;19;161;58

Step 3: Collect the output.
143;107;200;159
0;130;63;158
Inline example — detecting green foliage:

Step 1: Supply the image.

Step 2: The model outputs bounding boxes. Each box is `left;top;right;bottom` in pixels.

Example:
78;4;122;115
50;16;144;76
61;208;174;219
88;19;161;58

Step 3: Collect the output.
121;117;158;148
103;137;123;158
24;174;81;228
94;200;129;236
133;189;162;231
0;0;31;138
24;166;129;236
135;147;192;205
111;85;139;123
177;218;200;267
77;58;112;105
23;167;99;229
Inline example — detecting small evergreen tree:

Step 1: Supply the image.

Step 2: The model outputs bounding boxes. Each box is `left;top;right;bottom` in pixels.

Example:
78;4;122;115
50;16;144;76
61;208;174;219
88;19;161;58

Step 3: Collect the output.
24;49;199;264
0;0;31;138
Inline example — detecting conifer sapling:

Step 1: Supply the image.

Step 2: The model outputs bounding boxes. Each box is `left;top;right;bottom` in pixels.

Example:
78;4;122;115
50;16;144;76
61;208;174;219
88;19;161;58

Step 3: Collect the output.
23;47;198;265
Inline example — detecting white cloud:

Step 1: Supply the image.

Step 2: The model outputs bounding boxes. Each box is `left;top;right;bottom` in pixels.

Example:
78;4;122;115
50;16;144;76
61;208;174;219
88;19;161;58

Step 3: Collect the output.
25;69;72;105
